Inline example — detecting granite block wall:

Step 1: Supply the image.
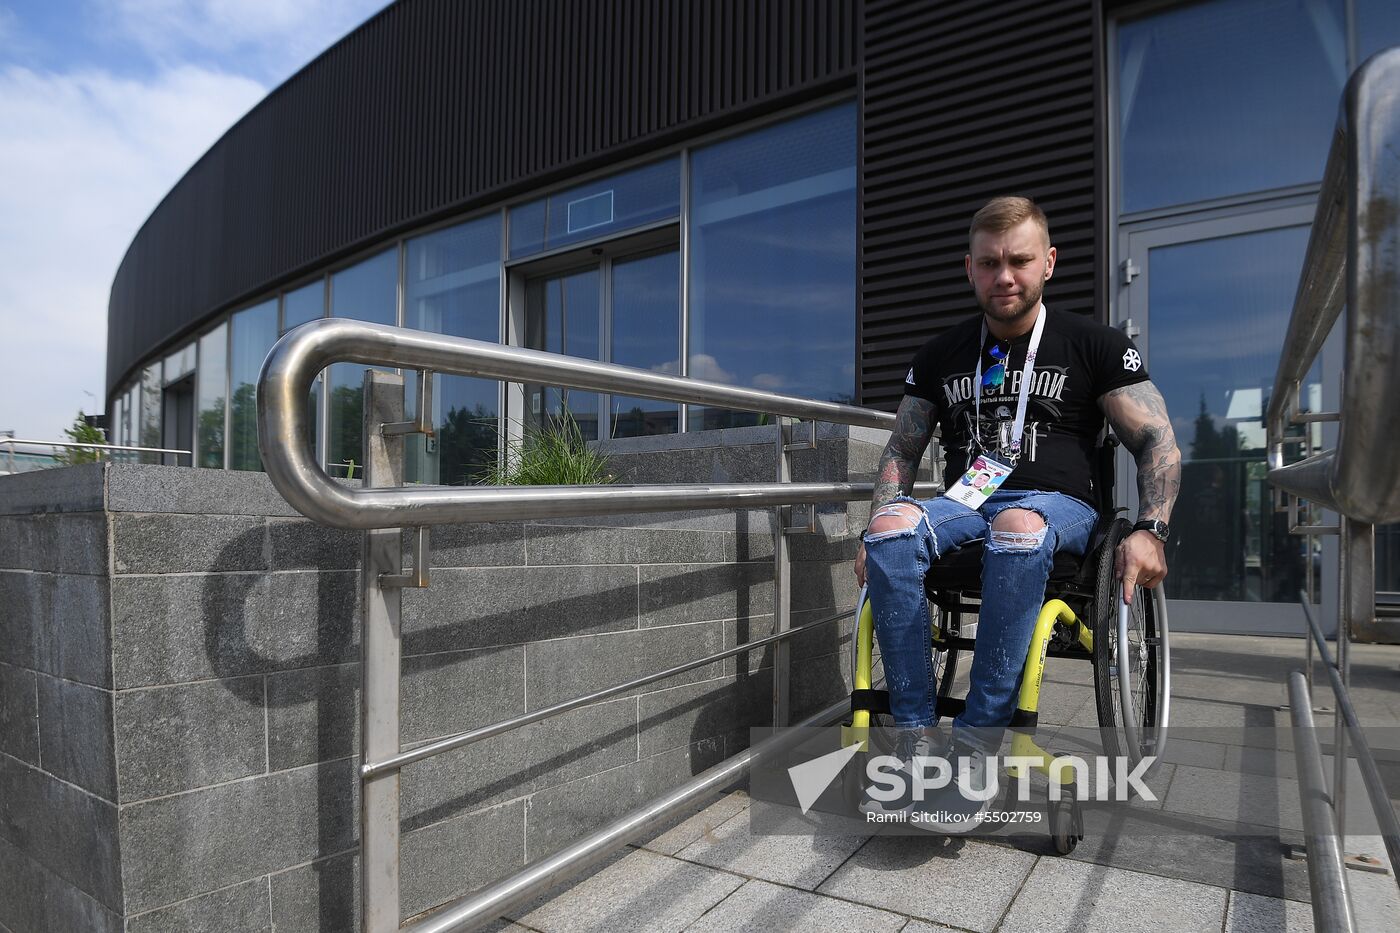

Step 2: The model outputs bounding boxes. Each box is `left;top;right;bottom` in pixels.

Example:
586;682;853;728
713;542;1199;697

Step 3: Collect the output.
0;423;893;932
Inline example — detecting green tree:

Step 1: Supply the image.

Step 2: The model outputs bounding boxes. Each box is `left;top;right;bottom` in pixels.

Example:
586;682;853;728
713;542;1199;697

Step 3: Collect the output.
54;411;105;465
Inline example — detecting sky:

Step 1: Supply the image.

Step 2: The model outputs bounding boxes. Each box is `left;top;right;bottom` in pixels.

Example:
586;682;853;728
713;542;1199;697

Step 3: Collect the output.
0;0;390;442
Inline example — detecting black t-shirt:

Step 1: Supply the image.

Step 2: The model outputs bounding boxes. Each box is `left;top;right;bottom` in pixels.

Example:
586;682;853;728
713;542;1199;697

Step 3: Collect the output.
903;307;1149;506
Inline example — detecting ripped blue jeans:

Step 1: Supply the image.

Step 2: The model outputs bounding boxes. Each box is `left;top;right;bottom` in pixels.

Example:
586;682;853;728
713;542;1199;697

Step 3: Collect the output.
863;489;1098;750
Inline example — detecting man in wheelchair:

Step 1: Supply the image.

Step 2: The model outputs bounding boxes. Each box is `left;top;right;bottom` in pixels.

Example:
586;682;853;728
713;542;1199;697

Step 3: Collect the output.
852;197;1181;830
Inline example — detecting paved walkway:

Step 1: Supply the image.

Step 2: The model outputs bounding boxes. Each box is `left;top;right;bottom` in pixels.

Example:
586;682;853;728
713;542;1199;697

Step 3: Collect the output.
489;634;1400;932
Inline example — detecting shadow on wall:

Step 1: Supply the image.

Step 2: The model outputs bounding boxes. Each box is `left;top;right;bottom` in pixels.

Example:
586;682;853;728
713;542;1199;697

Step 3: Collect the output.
198;516;852;925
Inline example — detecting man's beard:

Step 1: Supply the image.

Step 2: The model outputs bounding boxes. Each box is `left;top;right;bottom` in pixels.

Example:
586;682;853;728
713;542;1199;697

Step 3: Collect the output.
979;278;1044;323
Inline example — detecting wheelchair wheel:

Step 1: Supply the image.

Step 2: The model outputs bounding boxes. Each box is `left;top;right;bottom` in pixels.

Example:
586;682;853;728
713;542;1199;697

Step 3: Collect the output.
1092;519;1168;773
1047;787;1083;855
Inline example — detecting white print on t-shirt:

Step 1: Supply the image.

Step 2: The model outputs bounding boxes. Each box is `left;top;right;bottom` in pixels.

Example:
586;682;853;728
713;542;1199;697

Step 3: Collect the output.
941;366;1069;409
1123;349;1142;372
906;368;916;385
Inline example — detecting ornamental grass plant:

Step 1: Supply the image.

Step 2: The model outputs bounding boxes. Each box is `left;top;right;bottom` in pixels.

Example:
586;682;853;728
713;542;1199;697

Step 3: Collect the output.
483;413;615;486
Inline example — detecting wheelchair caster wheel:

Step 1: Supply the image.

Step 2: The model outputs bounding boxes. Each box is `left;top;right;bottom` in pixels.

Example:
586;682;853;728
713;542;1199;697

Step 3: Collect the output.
1048;793;1083;855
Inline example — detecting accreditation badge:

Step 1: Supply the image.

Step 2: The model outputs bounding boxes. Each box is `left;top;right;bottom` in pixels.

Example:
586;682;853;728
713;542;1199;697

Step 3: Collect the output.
942;453;1015;509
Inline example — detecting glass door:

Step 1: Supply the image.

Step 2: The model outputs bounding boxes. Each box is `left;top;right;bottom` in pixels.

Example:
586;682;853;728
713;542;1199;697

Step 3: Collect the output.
1118;205;1331;634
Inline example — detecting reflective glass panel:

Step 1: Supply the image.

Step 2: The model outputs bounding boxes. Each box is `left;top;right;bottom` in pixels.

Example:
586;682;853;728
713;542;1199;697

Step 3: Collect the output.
524;268;600;440
510;158;680;259
610;250;679;437
140;363;162;463
1357;0;1400;66
125;385;138;449
282;279;324;333
404;215;502;484
228;299;279;471
195;325;227;469
328;250;398;476
687;103;857;429
1118;0;1346;213
1146;226;1318;603
163;342;195;382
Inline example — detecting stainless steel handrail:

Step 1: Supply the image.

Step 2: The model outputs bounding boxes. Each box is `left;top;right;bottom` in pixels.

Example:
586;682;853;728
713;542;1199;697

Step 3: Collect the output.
1299;595;1400;882
1267;49;1400;524
2;438;194;473
257;319;898;528
255;321;930;933
363;606;855;779
408;696;852;933
1288;671;1357;932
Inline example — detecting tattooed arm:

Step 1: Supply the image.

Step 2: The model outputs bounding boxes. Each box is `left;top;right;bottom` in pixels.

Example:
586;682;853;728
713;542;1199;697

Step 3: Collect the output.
1098;380;1181;601
873;395;939;507
855;395;937;586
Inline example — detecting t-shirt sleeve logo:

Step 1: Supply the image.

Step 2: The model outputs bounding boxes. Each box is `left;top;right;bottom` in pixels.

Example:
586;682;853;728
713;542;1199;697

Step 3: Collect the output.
906;368;916;385
1122;348;1142;372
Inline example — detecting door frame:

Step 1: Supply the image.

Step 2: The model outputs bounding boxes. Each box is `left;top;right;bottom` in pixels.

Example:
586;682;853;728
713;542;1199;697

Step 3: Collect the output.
1114;198;1336;635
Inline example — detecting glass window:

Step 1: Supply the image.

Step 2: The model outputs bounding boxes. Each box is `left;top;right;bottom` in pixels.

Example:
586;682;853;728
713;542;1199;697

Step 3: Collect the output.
404;215;502;484
524;268;601;440
687;103;857;429
195;325;228;469
610;250;680;437
510;158;680;259
1118;0;1346;213
124;384;138;449
1357;0;1400;66
228;299;279;471
163;342;195;383
140;363;162;463
282;279;325;333
328;249;399;476
1146;226;1319;604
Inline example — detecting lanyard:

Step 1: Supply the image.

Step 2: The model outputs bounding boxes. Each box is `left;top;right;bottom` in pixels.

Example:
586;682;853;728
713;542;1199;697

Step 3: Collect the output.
973;304;1047;464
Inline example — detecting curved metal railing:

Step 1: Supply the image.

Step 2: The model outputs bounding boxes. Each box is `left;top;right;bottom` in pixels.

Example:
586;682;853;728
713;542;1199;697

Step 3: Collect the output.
257;318;896;527
256;318;933;933
1266;47;1400;931
1267;48;1400;525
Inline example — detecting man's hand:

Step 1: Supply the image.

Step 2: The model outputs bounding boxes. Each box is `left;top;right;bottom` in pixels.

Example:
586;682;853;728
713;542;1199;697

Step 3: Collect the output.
1116;530;1166;605
855;541;868;587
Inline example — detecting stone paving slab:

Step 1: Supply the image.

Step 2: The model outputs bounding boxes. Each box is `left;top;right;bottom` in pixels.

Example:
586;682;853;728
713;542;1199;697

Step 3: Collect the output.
639;789;751;856
1162;764;1303;833
510;848;743;933
682;878;908;933
996;857;1227;932
674;809;868;891
1223;890;1315;932
816;835;1037;932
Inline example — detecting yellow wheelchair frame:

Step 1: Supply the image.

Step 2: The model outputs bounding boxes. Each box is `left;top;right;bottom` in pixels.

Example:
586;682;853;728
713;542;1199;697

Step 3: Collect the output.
842;592;1094;852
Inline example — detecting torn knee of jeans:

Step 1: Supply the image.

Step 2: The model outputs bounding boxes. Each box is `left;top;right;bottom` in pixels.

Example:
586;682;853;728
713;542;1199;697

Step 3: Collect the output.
865;502;927;542
987;527;1048;552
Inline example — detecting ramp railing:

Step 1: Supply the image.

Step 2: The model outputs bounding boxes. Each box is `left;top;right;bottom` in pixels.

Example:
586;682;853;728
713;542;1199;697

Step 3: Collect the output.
257;318;935;932
1266;47;1400;931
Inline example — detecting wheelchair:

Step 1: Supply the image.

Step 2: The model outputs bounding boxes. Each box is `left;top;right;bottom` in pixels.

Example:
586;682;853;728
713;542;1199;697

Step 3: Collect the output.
841;437;1171;853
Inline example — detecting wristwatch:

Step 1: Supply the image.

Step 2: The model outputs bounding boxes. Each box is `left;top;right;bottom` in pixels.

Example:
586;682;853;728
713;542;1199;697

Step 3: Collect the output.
1132;519;1170;542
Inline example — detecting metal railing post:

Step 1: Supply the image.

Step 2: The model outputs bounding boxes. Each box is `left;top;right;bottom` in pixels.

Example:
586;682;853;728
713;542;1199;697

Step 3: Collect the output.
361;371;406;932
772;418;793;728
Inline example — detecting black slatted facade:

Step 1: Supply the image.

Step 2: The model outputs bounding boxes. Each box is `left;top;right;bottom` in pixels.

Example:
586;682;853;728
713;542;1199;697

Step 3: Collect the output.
108;0;859;396
858;0;1102;411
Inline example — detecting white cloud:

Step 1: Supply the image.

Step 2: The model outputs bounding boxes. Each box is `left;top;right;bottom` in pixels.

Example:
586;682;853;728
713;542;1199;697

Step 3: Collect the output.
0;63;266;439
752;373;787;391
688;354;736;384
107;0;388;81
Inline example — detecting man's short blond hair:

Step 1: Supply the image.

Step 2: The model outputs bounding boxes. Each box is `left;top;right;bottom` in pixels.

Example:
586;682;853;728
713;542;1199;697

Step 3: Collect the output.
969;196;1050;250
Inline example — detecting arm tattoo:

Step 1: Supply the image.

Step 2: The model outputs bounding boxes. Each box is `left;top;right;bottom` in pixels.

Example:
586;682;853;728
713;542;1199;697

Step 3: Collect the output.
1099;381;1181;523
874;396;937;507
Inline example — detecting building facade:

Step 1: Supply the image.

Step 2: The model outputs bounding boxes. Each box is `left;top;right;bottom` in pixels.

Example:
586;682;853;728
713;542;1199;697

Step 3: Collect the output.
107;0;1400;629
